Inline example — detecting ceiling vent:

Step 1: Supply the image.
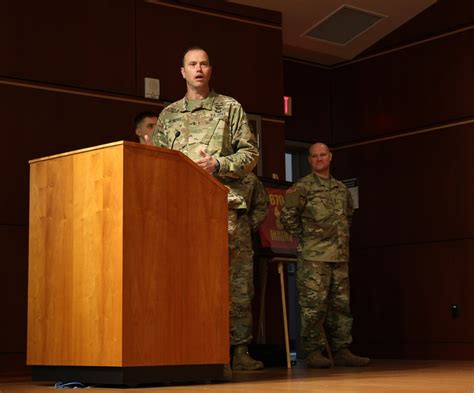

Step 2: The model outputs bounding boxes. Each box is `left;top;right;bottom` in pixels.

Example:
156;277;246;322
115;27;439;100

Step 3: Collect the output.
303;5;387;46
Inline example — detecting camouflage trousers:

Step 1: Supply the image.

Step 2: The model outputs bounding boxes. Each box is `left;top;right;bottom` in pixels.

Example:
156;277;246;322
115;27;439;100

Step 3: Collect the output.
228;210;254;346
297;259;353;354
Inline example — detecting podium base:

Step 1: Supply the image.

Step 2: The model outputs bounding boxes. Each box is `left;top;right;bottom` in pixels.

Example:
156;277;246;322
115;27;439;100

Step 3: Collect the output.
32;364;231;386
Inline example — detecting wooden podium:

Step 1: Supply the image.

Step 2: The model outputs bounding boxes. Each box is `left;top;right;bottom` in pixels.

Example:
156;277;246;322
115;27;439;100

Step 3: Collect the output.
27;141;229;385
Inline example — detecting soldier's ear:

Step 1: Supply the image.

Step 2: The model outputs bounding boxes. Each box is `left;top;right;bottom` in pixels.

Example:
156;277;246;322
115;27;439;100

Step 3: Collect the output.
180;67;185;79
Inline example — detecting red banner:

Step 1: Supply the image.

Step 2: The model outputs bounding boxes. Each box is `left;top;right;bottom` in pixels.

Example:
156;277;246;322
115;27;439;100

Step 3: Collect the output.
258;187;299;253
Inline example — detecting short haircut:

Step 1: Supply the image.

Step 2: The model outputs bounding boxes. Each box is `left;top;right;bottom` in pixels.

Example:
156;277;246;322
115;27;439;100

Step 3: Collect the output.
309;142;330;155
181;46;210;66
134;111;157;128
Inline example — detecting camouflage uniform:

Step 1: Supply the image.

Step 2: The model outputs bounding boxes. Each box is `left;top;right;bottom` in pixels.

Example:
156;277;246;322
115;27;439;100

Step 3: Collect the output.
280;173;354;354
152;90;259;210
230;173;269;345
151;90;260;345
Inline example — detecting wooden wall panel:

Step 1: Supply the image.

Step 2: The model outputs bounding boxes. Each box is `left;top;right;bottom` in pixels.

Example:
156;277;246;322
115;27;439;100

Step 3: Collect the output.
0;82;162;225
331;122;474;359
136;1;283;116
362;0;474;56
0;353;29;376
282;0;474;361
0;0;136;95
332;29;474;144
332;123;474;247
161;0;282;24
0;226;28;352
283;61;332;143
261;120;285;180
350;239;474;359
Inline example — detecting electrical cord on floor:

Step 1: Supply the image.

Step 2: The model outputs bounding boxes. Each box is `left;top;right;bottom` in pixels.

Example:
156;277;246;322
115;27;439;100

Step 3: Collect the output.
54;381;87;389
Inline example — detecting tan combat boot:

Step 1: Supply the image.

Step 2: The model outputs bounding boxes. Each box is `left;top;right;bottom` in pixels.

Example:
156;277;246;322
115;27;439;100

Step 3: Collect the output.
333;348;370;367
306;350;332;368
232;345;264;370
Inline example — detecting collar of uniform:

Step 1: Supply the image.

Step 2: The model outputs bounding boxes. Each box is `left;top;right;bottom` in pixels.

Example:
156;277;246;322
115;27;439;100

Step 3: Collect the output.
180;90;217;113
312;172;336;188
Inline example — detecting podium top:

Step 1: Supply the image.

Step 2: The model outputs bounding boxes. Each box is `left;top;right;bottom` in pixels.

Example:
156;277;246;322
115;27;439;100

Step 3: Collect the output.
29;140;228;193
28;140;172;164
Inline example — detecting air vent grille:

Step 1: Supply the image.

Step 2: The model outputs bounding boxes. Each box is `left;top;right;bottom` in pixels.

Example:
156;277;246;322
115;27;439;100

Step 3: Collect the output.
304;5;386;46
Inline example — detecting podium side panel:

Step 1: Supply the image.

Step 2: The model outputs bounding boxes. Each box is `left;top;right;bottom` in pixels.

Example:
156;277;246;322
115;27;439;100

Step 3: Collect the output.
122;146;229;366
28;145;124;366
28;157;74;365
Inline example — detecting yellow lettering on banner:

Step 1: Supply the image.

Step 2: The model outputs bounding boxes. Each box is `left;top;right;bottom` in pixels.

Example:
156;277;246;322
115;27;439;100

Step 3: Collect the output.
270;229;294;242
269;194;285;207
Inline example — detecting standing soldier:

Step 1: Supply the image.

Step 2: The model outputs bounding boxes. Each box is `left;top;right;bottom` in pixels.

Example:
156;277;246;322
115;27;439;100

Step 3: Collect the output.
280;143;370;368
151;46;261;370
231;172;269;370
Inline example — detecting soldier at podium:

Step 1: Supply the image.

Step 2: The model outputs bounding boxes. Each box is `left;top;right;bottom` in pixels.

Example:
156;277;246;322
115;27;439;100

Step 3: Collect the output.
150;46;262;370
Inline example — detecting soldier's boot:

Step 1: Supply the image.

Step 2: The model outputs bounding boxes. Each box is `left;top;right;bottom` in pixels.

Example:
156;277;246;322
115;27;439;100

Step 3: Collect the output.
333;348;370;367
223;364;233;380
306;350;332;368
232;345;264;370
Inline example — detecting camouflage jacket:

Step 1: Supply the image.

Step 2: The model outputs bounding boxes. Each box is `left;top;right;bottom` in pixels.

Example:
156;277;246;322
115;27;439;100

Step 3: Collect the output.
280;173;354;262
152;90;259;210
237;172;269;232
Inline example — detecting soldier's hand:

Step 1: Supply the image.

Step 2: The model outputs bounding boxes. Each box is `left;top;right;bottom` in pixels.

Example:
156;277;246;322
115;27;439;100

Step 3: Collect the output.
138;133;153;145
143;134;152;145
196;149;217;174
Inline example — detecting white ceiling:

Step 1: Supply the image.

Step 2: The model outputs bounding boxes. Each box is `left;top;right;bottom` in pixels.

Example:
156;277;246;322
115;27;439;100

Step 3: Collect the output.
228;0;438;65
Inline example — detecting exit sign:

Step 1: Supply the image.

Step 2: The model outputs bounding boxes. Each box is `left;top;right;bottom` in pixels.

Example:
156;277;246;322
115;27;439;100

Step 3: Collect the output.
283;96;292;116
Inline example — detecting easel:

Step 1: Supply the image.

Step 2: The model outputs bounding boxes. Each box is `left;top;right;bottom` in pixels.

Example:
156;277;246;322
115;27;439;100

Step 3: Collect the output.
256;256;297;369
255;175;298;369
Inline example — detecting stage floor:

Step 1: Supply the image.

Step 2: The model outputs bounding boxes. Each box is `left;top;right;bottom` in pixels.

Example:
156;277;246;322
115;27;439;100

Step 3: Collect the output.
1;360;473;392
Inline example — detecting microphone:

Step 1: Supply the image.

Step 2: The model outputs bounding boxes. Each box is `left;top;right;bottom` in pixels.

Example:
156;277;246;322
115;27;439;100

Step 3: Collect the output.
170;131;181;150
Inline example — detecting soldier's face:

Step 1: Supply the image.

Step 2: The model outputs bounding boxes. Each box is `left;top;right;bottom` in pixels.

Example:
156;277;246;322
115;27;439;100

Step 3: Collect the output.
136;116;157;134
135;116;157;142
308;144;332;173
181;49;212;90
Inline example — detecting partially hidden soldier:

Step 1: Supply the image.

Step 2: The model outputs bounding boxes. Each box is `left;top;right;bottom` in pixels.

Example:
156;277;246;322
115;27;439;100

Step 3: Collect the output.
280;142;370;368
230;172;269;370
134;111;157;145
151;46;262;370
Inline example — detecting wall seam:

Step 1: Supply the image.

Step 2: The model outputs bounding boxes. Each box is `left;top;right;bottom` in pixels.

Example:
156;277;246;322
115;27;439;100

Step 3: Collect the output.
332;118;474;151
